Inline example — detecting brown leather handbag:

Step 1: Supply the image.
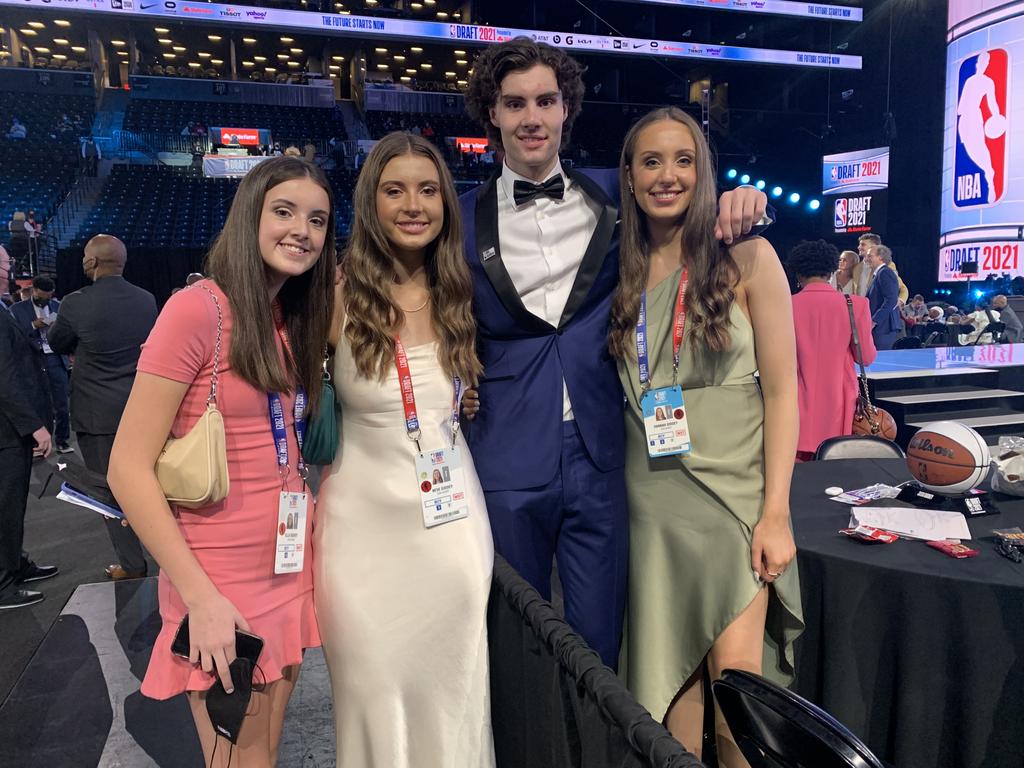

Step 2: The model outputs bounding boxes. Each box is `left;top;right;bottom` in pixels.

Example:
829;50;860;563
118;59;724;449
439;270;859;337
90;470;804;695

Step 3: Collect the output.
846;296;898;441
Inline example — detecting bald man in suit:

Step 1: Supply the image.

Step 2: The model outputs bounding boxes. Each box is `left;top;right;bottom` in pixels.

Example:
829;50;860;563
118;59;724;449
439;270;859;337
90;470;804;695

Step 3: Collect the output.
48;235;158;580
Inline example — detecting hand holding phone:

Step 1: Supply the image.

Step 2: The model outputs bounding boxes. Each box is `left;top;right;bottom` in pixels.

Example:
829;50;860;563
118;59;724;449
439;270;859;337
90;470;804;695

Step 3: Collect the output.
171;595;257;694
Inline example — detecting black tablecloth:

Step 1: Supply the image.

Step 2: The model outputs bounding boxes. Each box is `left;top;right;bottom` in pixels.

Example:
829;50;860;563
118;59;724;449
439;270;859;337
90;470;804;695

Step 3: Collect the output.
790;459;1024;768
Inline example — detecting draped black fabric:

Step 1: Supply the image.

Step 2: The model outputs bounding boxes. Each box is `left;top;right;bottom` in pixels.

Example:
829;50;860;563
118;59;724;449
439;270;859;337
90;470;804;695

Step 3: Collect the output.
488;555;705;768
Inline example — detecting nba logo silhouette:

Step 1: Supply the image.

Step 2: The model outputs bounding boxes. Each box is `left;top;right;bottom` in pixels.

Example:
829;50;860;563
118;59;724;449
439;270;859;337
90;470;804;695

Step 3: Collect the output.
954;48;1009;208
834;198;848;228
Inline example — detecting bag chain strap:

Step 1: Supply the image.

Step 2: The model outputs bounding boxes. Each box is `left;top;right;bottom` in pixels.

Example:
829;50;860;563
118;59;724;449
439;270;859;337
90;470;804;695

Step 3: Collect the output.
195;284;223;407
845;296;878;421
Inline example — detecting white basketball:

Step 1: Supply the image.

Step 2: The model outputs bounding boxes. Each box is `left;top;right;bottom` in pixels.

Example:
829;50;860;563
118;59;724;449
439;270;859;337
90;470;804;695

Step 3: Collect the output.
906;420;991;494
985;114;1007;140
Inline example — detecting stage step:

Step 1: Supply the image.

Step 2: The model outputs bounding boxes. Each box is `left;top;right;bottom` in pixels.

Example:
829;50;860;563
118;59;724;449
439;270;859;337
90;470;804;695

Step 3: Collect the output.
906;409;1024;438
868;368;1000;397
879;387;1024;405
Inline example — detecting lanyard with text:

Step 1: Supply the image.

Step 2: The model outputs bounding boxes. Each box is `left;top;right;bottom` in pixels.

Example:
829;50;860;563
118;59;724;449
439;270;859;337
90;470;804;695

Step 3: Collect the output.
637;268;688;393
269;301;310;573
393;337;462;453
268;389;308;481
636;268;692;458
394;337;469;528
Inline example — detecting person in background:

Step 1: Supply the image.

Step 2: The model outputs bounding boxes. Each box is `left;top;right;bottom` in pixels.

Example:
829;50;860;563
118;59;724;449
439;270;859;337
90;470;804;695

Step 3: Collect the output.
81;136;101;177
9;276;73;453
303;139;316;164
609;106;802;766
831;249;858;294
788;240;876;461
960;301;1001;345
47;235;158;581
108;157;334;765
902;294;929;321
991;294;1021;342
7;117;26;139
865;244;902;350
0;244;57;611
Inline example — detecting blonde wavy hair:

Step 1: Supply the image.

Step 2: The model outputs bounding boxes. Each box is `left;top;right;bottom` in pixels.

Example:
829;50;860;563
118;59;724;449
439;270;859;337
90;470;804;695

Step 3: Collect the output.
341;132;482;386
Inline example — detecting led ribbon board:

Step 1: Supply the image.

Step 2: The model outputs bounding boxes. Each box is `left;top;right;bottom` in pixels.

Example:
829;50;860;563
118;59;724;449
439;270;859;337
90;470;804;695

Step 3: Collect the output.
604;0;862;22
0;0;862;70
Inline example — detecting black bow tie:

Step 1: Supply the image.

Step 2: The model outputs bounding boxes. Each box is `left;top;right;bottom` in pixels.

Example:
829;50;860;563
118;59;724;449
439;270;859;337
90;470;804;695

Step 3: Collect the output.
513;175;565;207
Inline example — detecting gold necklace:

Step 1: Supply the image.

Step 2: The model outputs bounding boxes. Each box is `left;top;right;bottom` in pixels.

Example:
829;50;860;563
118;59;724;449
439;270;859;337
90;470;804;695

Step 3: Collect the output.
395;294;430;313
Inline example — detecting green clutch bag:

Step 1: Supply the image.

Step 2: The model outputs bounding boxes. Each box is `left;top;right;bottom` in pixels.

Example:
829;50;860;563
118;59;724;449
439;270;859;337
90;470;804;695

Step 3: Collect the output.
301;356;339;466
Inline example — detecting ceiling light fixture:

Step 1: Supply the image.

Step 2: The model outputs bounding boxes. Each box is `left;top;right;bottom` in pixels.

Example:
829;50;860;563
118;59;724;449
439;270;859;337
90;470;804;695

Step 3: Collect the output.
54;19;72;27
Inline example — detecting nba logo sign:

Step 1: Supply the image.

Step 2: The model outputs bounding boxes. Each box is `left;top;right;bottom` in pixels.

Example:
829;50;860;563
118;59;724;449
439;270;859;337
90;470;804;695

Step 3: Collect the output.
834;198;848;228
954;48;1009;208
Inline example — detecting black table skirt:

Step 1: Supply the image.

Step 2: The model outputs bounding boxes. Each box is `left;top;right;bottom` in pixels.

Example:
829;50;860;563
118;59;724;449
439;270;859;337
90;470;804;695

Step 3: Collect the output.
790;459;1024;768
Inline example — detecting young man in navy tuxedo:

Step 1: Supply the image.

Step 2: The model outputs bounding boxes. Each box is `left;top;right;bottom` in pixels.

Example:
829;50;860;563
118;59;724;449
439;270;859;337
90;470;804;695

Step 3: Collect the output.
460;38;768;667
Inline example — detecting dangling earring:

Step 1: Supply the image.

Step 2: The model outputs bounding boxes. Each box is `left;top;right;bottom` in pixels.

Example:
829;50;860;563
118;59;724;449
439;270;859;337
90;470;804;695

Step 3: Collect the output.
628;179;635;195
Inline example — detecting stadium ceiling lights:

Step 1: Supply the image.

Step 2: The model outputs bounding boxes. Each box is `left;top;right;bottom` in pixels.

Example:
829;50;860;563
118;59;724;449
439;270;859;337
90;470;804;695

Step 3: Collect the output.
332;55;345;61
243;37;256;44
410;47;423;53
54;38;69;45
771;186;783;197
34;46;50;53
208;35;222;42
172;45;185;52
280;36;294;43
421;62;432;69
788;192;801;203
277;53;289;59
72;46;86;52
254;55;267;61
19;29;38;36
808;199;820;210
437;11;448;18
28;21;45;28
54;19;71;27
155;26;169;33
158;38;172;44
198;51;211;58
111;40;126;46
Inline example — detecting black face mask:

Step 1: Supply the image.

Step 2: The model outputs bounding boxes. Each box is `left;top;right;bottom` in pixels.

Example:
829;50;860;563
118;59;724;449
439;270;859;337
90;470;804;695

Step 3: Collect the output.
33;297;49;307
205;657;254;745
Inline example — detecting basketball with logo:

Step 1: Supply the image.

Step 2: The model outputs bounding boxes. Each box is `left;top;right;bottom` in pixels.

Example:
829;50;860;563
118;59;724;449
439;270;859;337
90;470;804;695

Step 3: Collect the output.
906;421;991;494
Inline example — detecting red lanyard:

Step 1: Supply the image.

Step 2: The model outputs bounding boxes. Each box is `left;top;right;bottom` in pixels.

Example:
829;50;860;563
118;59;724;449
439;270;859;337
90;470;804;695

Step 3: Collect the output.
670;268;689;381
637;268;688;391
393;337;462;454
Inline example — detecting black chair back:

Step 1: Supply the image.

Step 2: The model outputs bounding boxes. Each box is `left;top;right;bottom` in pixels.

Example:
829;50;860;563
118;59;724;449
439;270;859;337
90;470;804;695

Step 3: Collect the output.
712;670;885;768
814;436;906;461
892;336;922;349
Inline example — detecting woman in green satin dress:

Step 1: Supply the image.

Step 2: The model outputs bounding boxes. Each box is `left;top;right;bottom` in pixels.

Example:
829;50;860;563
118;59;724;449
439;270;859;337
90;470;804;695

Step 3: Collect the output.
608;107;804;766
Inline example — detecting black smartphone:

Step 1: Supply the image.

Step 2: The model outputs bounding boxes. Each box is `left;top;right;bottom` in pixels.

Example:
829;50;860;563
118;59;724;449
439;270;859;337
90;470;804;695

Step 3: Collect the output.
170;615;264;665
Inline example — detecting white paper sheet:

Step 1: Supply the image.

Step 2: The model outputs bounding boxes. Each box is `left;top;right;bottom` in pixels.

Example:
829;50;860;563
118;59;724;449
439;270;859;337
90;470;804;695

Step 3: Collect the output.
56;483;124;520
850;506;972;541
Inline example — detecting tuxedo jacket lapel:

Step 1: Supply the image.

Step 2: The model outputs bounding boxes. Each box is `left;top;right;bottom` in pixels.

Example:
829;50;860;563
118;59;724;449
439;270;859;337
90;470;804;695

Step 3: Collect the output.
474;174;553;333
558;169;618;329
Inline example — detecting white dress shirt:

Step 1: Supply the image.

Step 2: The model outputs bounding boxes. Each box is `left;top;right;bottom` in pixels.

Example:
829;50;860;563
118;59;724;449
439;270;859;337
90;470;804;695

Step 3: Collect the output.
497;159;602;421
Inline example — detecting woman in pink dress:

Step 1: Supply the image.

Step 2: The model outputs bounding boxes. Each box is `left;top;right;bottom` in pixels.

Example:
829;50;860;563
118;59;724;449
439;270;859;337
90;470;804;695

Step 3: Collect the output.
108;156;335;765
788;240;876;461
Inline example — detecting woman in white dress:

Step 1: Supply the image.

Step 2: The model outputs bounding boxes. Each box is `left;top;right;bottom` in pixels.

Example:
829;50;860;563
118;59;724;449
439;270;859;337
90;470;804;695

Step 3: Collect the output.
315;132;495;767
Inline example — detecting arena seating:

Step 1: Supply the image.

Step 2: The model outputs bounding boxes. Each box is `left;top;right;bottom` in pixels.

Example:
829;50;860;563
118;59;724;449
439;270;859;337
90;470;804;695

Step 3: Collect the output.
366;111;482;145
123;99;346;144
0;91;93;143
72;164;356;251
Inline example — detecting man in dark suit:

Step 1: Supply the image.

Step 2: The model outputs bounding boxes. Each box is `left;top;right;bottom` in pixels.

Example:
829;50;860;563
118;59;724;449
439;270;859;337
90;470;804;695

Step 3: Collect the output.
992;295;1022;342
48;235;158;580
460;38;768;667
0;248;58;610
865;244;902;350
10;275;73;453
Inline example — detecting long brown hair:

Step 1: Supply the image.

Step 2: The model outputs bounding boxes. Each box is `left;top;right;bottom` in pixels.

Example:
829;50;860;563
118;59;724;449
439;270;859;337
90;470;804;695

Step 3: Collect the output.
608;107;738;359
205;156;336;413
341;132;482;386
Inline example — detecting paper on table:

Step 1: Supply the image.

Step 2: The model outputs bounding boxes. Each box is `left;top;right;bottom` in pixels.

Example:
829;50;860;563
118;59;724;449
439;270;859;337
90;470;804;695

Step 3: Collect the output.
850;507;971;541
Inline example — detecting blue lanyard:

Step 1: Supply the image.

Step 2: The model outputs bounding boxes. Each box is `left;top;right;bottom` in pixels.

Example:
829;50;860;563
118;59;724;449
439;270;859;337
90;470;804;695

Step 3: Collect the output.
636;270;688;393
636;293;652;392
268;387;307;480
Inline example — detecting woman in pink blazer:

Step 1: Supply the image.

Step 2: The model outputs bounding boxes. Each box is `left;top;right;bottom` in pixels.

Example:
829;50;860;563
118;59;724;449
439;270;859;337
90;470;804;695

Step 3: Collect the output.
788;241;877;461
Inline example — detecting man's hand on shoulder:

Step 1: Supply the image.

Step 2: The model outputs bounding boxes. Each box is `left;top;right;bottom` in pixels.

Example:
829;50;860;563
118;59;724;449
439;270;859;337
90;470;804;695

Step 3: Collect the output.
715;185;768;245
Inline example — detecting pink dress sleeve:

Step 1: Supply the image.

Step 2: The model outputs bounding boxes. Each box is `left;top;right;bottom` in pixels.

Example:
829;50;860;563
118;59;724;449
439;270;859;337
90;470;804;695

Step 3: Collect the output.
138;286;217;385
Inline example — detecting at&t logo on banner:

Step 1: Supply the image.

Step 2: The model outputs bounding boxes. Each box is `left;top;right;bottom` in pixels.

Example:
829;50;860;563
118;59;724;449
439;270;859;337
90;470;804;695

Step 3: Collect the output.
954;48;1009;208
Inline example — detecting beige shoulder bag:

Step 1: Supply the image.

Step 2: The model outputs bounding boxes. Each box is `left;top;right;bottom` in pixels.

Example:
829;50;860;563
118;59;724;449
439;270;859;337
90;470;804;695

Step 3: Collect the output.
155;285;230;509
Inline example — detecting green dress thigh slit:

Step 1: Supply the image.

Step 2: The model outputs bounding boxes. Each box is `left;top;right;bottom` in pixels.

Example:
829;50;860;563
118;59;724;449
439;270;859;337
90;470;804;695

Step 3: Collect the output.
618;266;804;721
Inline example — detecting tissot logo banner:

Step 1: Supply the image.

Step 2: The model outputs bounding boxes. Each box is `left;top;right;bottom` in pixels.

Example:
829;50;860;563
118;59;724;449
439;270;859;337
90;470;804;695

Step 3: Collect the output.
954;48;1009;208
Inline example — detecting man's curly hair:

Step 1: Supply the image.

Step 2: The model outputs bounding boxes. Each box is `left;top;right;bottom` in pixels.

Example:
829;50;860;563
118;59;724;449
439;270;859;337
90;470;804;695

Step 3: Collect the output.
464;37;586;151
786;239;840;279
